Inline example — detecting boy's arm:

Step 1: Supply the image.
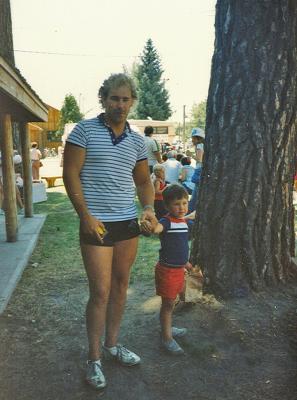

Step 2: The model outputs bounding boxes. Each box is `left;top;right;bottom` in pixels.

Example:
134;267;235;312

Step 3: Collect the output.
185;210;196;220
140;220;164;234
152;222;164;234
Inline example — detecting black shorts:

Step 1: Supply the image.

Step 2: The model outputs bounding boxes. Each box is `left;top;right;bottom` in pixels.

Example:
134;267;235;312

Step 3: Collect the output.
79;218;141;247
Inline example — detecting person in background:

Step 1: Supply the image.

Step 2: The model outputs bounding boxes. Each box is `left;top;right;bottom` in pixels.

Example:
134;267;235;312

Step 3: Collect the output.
0;150;23;213
176;153;184;163
143;126;162;173
30;142;42;180
63;72;157;390
162;153;168;163
188;128;205;212
179;156;195;195
162;150;181;184
141;184;194;355
152;164;167;219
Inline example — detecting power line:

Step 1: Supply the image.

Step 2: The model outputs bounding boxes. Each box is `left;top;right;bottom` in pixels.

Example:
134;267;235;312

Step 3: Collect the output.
14;49;141;58
14;49;93;56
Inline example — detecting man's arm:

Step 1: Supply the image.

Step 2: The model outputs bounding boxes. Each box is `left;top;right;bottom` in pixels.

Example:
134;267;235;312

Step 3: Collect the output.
62;142;105;242
133;159;157;228
154;150;162;163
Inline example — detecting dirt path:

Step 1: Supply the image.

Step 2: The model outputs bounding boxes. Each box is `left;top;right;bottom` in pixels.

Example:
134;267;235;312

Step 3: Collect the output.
1;276;297;400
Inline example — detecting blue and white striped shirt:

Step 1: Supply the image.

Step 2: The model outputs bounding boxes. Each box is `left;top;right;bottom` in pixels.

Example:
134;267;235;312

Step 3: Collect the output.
66;115;147;222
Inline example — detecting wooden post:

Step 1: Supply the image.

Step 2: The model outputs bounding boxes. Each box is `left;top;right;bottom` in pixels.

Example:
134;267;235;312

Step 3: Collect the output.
0;114;18;242
20;122;33;217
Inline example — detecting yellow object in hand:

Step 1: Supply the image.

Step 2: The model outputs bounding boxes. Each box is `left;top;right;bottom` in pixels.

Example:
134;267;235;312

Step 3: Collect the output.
97;226;106;235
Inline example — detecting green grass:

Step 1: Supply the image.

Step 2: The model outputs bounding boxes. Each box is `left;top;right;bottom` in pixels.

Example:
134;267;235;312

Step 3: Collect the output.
33;191;158;283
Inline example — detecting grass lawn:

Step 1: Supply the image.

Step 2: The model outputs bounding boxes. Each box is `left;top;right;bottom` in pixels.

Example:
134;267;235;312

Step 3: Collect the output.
33;191;159;284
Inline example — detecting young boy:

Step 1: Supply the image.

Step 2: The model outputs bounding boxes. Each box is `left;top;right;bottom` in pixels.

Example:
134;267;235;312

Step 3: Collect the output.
141;184;195;355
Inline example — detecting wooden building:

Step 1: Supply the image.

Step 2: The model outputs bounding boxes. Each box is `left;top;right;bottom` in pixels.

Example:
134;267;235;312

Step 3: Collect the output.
28;105;61;150
0;0;47;242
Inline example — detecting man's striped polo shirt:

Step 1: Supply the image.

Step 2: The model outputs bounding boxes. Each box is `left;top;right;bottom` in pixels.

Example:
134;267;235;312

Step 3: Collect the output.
66;115;147;222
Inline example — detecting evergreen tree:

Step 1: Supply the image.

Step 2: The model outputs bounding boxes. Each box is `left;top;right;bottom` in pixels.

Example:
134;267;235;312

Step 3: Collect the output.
59;94;84;132
135;39;172;120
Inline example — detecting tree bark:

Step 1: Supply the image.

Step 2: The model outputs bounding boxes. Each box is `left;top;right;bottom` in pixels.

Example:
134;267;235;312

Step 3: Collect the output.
191;0;297;298
0;0;15;66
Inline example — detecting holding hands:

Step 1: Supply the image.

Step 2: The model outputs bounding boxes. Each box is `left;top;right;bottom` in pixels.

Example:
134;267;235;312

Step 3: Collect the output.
140;207;158;234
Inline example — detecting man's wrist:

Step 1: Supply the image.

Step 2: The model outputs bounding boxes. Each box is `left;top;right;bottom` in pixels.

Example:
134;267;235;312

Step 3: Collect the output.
143;205;155;213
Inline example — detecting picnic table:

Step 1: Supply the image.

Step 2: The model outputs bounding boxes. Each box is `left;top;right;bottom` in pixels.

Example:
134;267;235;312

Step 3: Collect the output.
41;176;62;188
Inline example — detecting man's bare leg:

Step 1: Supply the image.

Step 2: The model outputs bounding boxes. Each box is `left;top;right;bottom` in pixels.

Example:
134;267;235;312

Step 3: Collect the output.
81;244;113;361
104;237;138;347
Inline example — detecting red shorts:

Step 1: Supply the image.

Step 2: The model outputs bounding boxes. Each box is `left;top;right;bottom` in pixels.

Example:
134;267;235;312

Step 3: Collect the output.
155;262;185;300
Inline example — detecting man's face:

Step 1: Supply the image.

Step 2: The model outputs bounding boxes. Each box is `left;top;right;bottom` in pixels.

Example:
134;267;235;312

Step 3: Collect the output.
103;85;134;125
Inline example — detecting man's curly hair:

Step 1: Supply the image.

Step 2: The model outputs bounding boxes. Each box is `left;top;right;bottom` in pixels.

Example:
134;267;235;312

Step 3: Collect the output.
98;73;137;107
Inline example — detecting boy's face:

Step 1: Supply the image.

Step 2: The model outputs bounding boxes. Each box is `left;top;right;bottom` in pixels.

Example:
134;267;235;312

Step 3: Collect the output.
167;196;188;219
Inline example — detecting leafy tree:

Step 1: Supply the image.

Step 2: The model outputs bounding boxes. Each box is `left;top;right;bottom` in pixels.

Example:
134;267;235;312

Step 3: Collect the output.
191;0;297;299
59;94;83;132
134;39;172;120
190;101;207;130
182;101;207;143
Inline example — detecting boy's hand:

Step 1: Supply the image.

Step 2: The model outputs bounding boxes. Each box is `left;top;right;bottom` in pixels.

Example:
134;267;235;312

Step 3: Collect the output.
185;262;193;271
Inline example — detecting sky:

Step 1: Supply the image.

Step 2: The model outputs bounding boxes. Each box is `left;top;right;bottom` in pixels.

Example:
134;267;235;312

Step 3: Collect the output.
10;0;216;123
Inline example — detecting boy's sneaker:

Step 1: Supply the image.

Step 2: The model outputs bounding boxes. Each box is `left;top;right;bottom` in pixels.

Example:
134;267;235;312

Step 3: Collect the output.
172;327;187;338
161;338;185;355
85;360;106;390
102;344;141;366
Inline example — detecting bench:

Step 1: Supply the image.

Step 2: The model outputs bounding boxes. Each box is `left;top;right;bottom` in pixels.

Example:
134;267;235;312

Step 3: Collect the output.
41;176;63;188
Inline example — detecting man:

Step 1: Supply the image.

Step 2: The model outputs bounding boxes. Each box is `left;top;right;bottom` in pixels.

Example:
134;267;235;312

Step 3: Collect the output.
162;150;182;184
143;125;162;173
63;73;156;390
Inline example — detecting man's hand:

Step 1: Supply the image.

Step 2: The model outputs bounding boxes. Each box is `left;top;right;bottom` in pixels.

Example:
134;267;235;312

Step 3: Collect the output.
140;209;158;233
80;213;106;243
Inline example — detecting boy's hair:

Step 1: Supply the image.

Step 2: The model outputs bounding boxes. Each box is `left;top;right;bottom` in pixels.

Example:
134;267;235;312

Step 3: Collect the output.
98;73;137;107
162;184;188;207
153;163;164;173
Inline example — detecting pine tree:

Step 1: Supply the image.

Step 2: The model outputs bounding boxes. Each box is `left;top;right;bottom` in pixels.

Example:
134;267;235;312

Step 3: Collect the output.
59;94;84;132
135;39;172;120
191;0;297;299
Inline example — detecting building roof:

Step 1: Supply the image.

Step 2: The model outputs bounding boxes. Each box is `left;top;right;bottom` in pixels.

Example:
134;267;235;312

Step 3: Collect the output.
0;55;48;122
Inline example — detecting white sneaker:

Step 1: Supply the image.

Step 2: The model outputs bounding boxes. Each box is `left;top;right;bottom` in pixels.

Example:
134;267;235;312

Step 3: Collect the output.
161;338;185;355
102;344;141;366
85;360;106;390
172;327;188;338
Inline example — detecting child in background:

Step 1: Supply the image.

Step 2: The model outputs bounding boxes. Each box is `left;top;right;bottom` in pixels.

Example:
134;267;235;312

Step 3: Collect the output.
179;156;195;195
141;184;194;355
152;164;167;220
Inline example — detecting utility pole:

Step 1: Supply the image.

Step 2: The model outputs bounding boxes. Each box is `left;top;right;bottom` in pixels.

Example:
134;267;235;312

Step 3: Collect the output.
183;105;186;151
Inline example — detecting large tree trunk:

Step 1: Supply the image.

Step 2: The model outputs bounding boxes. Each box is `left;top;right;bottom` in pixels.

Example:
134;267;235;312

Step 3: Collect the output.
0;0;15;66
191;0;297;298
